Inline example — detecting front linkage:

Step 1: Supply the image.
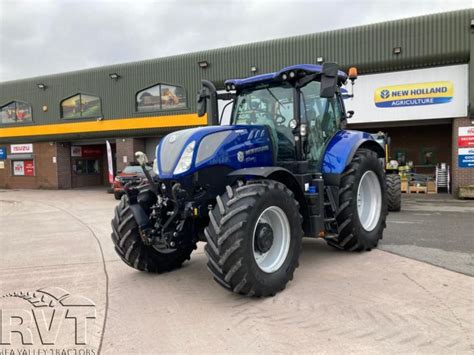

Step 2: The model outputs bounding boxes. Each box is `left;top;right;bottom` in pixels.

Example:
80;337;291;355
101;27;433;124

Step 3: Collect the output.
122;152;197;252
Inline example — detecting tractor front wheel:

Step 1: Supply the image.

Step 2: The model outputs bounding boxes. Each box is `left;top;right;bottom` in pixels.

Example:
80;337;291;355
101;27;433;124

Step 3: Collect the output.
204;180;303;297
111;195;196;272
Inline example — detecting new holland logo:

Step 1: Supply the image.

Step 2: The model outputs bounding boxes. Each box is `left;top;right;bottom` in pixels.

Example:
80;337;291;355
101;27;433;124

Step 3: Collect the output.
168;134;177;143
374;81;453;108
380;89;390;99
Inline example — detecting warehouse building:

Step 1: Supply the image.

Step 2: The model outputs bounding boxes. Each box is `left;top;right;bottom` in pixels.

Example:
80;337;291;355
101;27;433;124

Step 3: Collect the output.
0;9;473;195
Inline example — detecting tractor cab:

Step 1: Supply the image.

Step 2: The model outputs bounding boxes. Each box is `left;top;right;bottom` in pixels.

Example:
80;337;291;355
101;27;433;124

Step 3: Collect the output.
198;63;353;172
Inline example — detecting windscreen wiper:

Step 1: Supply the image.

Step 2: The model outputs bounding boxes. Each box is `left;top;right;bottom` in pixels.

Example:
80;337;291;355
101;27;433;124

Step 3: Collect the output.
266;88;286;109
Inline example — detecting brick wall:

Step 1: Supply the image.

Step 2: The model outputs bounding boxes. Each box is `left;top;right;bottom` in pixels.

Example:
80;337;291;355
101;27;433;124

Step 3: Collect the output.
0;142;58;189
57;142;72;189
115;138;145;171
451;117;474;195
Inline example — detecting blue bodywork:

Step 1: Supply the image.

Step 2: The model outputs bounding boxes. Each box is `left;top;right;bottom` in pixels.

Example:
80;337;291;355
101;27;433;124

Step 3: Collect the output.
225;64;348;90
322;130;377;174
155;126;376;180
155;125;274;179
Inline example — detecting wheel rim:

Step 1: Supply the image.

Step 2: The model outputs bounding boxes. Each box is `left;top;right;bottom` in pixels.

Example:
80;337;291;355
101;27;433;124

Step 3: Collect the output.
252;206;290;273
356;170;382;231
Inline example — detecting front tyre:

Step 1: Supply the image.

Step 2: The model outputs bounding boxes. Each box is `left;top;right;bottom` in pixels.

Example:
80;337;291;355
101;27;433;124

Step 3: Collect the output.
111;196;195;272
328;148;387;251
204;180;303;297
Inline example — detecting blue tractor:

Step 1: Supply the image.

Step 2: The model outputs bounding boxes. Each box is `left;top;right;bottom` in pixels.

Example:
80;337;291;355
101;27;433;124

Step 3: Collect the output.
111;63;387;297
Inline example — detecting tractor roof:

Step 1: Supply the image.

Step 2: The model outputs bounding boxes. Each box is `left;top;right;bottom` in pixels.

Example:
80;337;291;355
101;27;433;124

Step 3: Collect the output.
225;64;348;90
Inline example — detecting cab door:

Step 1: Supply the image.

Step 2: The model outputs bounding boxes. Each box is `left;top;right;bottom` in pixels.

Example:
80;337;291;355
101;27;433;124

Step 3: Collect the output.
301;81;342;165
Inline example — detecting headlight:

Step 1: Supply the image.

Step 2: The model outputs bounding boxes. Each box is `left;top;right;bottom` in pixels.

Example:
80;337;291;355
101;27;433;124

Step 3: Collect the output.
173;141;195;175
114;176;121;182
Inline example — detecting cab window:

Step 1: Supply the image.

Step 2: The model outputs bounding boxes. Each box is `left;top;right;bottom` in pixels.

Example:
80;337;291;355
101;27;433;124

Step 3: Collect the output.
301;81;341;162
232;84;296;161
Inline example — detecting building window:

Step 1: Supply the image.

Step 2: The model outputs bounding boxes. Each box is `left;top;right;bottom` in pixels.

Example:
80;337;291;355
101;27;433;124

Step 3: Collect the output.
394;149;407;166
420;147;437;166
136;84;186;112
0;101;32;124
73;159;100;175
61;93;101;119
11;160;35;176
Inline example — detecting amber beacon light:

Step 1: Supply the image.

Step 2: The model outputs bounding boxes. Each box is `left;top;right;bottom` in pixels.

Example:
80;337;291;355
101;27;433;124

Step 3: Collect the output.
348;67;358;82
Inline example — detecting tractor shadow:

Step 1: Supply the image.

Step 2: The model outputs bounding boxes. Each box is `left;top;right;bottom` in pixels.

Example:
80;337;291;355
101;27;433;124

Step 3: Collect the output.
299;237;346;265
113;238;366;304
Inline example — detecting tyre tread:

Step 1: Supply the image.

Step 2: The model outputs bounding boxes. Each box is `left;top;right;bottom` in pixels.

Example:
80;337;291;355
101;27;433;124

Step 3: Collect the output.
204;179;303;297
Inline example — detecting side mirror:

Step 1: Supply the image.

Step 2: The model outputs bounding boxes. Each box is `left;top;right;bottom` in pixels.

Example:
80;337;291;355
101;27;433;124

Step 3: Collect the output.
135;151;148;166
196;87;207;117
346;110;354;119
197;80;219;126
320;62;339;98
117;170;122;174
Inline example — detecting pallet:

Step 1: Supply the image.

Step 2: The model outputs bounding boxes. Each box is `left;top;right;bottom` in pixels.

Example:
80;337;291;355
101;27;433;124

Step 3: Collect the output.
409;186;427;194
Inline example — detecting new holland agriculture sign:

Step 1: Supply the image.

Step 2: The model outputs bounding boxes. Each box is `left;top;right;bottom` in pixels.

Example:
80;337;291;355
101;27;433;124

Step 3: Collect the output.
344;65;468;124
374;81;453;108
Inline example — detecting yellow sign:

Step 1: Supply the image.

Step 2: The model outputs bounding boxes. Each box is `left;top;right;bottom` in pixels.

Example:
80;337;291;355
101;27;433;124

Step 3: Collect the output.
0;113;207;139
374;81;453;108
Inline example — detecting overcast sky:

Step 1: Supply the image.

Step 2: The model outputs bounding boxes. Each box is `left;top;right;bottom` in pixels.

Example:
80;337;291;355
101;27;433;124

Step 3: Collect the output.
0;0;471;82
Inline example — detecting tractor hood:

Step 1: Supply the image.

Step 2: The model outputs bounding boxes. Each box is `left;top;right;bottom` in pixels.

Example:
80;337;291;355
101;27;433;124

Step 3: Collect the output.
155;125;274;179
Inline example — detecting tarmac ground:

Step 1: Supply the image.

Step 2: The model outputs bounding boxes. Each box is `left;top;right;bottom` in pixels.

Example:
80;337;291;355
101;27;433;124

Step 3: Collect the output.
0;189;472;354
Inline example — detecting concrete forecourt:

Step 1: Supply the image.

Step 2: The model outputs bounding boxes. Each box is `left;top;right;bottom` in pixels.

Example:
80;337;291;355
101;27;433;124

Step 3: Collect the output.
0;189;472;353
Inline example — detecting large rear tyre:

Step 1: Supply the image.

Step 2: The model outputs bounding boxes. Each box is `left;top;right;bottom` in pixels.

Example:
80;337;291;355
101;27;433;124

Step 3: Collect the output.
386;174;401;212
111;196;195;272
328;148;387;251
204;180;303;297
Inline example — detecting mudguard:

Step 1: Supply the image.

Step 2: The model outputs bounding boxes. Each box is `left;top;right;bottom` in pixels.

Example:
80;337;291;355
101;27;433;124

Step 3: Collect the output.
228;166;305;191
228;166;292;178
322;130;384;185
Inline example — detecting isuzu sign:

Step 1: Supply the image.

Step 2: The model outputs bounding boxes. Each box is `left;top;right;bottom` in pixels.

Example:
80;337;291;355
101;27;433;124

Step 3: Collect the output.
374;81;453;108
11;144;33;154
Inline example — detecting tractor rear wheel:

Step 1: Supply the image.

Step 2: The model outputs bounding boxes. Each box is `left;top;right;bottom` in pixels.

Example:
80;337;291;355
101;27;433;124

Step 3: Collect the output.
111;195;195;272
386;174;402;212
327;148;387;251
204;180;303;297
